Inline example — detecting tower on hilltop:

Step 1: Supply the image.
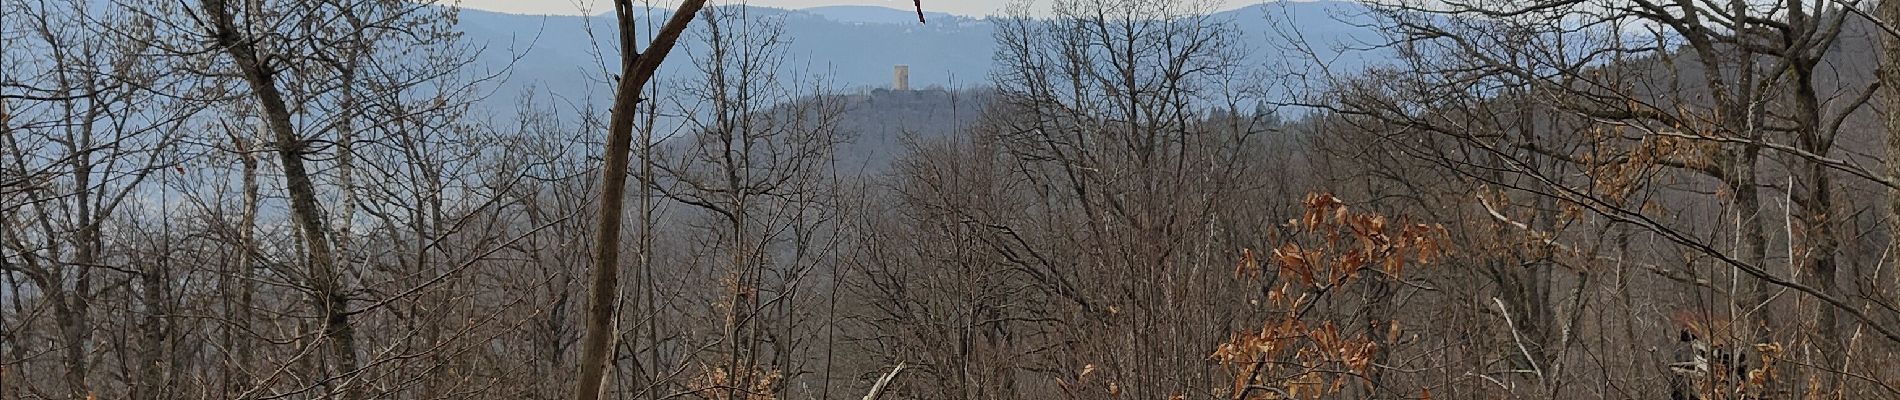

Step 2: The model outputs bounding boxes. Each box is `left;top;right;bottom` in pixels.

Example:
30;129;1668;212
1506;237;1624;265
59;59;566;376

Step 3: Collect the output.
893;65;910;91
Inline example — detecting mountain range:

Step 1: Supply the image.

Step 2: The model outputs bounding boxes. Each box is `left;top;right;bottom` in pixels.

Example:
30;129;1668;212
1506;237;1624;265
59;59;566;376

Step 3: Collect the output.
454;1;1390;110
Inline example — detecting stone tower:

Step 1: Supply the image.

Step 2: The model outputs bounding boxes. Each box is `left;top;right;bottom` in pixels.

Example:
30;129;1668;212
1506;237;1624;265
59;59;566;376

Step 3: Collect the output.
893;65;910;91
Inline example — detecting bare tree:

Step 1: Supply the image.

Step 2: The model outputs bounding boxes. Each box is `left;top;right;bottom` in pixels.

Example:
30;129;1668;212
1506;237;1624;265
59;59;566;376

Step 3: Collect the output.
860;0;1284;398
1315;0;1900;397
0;2;194;396
638;6;850;398
186;0;499;397
571;0;711;398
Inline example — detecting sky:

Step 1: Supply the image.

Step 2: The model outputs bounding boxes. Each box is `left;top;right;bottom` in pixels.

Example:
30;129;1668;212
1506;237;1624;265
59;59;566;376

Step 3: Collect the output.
453;0;1014;16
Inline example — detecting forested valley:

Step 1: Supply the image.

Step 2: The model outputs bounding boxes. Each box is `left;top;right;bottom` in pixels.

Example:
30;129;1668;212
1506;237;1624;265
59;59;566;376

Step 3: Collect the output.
7;0;1900;399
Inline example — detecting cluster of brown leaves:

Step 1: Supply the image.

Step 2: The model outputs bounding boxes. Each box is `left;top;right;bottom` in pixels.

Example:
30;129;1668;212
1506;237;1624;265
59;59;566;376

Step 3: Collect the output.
1692;342;1783;400
686;364;782;400
1576;123;1714;205
1212;319;1381;400
1240;193;1447;288
1669;311;1785;399
1216;193;1448;400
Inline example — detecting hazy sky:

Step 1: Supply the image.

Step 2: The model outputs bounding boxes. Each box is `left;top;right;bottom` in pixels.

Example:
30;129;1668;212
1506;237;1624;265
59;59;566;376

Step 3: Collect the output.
454;0;1015;16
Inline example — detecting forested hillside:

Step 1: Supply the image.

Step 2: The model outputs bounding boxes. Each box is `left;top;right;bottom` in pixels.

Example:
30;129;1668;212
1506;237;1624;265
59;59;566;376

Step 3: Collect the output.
6;0;1900;399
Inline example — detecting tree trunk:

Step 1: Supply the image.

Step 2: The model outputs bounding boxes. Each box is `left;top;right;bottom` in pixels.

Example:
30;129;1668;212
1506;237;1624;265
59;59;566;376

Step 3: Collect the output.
200;1;361;397
573;1;709;399
1882;0;1900;312
136;258;169;399
221;130;261;395
54;290;89;399
1790;55;1844;389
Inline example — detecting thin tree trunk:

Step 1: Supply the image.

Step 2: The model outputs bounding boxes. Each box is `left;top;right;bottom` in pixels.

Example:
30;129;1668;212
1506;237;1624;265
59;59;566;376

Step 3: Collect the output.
334;67;359;250
200;1;361;397
62;102;98;399
223;130;261;396
1;99;15;400
1882;0;1900;311
1791;54;1844;388
640;71;662;400
54;290;88;399
574;1;709;399
1726;1;1773;353
137;256;169;399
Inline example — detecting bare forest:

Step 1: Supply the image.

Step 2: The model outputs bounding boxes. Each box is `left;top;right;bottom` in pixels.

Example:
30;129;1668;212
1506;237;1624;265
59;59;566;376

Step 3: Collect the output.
6;0;1900;399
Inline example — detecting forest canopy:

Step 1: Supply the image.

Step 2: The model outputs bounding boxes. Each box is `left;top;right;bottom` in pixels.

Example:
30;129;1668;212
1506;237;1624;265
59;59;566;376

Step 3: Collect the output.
5;0;1900;399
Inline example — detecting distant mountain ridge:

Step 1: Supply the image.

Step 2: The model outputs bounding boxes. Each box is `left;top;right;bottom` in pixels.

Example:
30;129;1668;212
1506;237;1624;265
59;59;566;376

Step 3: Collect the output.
798;5;960;24
454;2;1388;114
